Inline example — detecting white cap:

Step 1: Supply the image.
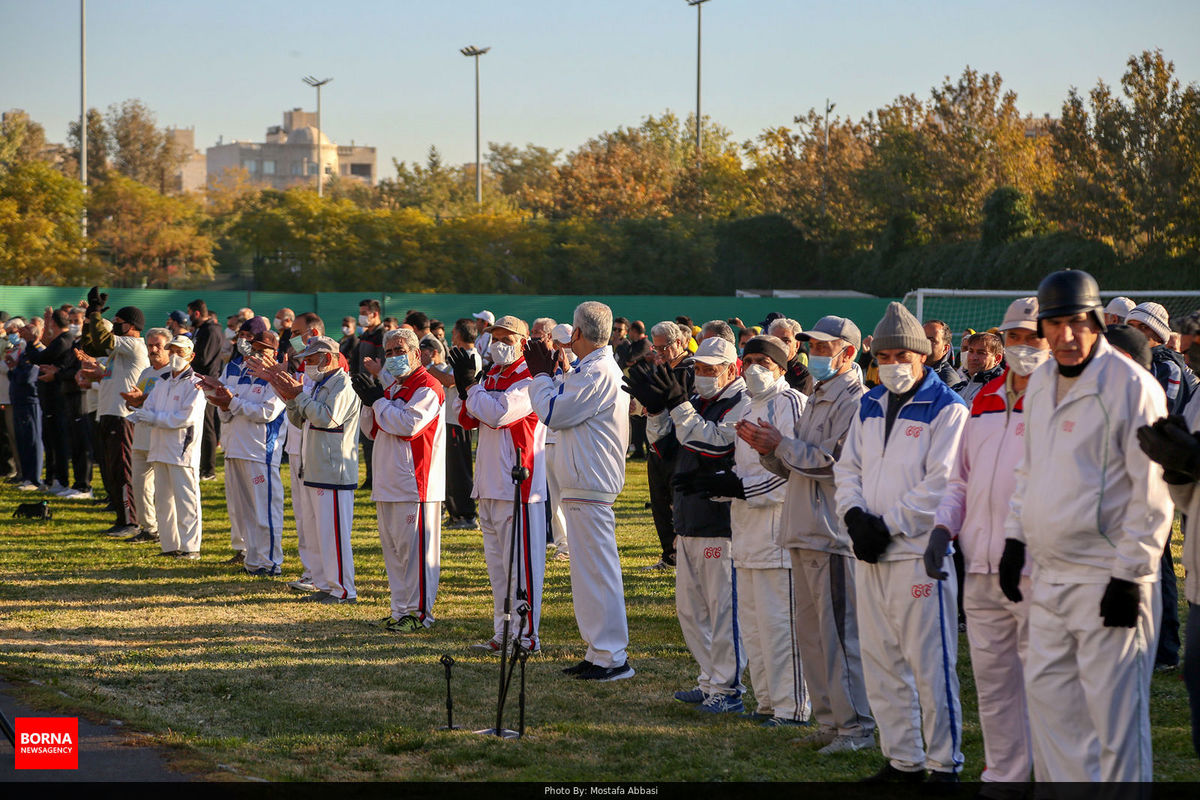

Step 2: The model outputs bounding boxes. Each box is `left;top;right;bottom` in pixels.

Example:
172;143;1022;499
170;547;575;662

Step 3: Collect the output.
998;297;1039;332
551;323;574;345
472;310;495;325
1104;296;1136;320
168;334;194;352
692;336;737;365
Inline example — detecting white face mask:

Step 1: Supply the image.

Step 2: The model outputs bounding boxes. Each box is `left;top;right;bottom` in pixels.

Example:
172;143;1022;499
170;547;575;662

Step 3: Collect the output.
1004;344;1050;376
304;363;326;382
236;338;253;358
694;375;724;399
274;317;286;331
169;354;189;373
342;326;354;337
489;340;520;366
742;364;777;397
878;362;920;394
358;314;371;328
68;323;82;337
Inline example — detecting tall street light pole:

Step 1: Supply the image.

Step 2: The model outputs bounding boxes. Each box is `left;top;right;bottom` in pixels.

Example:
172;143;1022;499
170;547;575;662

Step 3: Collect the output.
821;99;835;217
303;75;333;197
80;0;87;241
687;0;710;159
460;46;490;205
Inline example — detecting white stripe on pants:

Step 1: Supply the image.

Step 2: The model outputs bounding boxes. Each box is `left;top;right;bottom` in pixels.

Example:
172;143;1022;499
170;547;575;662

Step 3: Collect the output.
377;500;442;625
309;485;356;600
226;458;284;571
790;548;874;737
152;461;202;554
289;459;321;585
479;497;545;649
131;447;156;534
545;444;568;556
963;572;1032;783
737;566;808;720
856;557;963;774
1025;579;1157;782
676;537;745;697
563;498;628;667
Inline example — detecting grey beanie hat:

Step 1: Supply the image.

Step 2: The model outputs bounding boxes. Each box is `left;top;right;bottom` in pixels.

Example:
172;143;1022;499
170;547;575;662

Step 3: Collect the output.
871;302;932;356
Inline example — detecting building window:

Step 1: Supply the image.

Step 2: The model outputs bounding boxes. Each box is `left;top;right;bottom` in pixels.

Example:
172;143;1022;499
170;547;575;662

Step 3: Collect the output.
242;159;258;173
350;163;372;178
290;162;302;175
262;160;276;175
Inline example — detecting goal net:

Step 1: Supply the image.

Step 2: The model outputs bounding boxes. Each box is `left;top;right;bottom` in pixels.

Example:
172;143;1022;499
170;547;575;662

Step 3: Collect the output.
901;289;1200;341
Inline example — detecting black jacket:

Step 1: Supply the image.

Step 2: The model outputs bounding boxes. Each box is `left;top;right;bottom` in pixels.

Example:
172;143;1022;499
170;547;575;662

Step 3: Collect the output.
191;319;223;377
784;356;813;396
664;387;745;539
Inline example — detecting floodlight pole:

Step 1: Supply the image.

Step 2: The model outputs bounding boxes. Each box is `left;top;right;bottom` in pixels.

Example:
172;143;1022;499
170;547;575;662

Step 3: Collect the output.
688;0;711;159
80;0;87;241
821;99;835;217
460;46;491;205
303;76;333;197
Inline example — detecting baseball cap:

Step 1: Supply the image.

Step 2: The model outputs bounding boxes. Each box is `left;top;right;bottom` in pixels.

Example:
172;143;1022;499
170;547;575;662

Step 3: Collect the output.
473;310;495;325
169;310;189;325
294;335;338;359
998;297;1039;332
552;323;574;344
168;334;194;352
692;336;737;365
798;316;861;352
1104;296;1136;319
250;330;279;351
486;315;529;337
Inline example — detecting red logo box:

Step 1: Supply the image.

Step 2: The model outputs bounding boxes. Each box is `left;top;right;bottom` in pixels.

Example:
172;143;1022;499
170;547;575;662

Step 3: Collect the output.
14;717;79;770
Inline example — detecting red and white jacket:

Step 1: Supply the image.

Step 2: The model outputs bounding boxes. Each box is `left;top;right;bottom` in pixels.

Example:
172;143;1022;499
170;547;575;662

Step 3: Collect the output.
359;365;446;504
934;370;1030;576
459;357;546;504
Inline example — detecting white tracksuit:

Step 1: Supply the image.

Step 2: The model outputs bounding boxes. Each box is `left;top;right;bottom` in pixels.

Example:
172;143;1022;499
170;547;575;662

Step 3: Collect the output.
529;346;630;668
767;368;874;739
287;368;362;600
217;356;287;572
834;367;969;774
360;365;446;625
460;358;547;648
1005;338;1172;782
139;367;208;554
647;378;751;698
934;369;1032;782
730;376;809;720
283;373;319;584
131;365;171;536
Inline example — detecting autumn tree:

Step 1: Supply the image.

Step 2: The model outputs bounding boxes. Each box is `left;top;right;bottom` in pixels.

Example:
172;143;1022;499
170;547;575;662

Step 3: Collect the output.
0;162;97;285
0;110;52;173
105;100;187;193
65;108;109;180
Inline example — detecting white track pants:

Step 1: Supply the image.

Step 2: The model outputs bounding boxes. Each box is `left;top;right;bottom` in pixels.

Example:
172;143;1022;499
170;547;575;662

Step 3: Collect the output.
289;459;321;584
545;444;568;556
790;549;874;737
152;461;202;554
225;458;284;572
479;497;546;649
676;537;746;697
857;558;963;774
131;448;156;534
377;501;442;625
1025;579;1158;782
737;566;808;720
963;572;1032;783
563;497;629;667
309;485;356;600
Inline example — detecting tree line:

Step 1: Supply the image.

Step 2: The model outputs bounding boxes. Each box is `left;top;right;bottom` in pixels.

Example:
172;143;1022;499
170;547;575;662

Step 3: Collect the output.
0;50;1196;296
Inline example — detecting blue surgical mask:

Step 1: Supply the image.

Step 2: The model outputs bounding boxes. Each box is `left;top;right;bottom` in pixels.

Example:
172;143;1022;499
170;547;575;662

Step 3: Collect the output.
384;353;410;378
808;348;844;382
7;334;19;348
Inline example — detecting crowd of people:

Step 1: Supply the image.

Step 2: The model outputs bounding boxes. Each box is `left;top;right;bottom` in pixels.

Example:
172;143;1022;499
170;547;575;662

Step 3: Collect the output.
1;272;1198;784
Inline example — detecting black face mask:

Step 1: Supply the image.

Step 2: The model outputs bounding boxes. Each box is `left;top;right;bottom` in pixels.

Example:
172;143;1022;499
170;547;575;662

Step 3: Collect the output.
113;321;130;337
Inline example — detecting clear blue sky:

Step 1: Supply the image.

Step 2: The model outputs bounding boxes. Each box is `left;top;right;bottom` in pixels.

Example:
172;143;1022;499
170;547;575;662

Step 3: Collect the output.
2;0;1197;174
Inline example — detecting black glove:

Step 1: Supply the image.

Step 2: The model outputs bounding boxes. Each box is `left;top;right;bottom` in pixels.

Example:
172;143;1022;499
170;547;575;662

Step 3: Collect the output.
1099;577;1140;628
523;338;556;378
1137;415;1200;481
447;346;482;400
622;362;668;415
997;538;1026;603
87;285;109;314
845;508;891;563
686;470;748;501
652;365;689;410
923;526;953;580
350;373;384;406
671;469;702;495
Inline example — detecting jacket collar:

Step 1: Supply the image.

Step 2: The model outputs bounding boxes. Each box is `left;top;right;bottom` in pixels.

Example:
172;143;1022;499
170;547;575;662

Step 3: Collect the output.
812;368;858;403
577;345;613;369
1052;336;1116;404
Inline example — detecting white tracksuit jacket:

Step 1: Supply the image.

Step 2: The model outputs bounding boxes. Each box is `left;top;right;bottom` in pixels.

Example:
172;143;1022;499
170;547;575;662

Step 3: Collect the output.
97;335;149;420
1169;391;1200;607
359;365;446;503
835;368;970;554
1004;337;1172;584
139;367;207;467
729;377;806;568
935;370;1030;575
131;365;171;451
460;358;546;504
217;356;287;466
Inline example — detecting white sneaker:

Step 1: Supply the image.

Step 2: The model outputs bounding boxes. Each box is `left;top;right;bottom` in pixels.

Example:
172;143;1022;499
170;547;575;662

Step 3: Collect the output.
817;734;876;755
45;481;66;494
63;489;93;500
17;481;40;491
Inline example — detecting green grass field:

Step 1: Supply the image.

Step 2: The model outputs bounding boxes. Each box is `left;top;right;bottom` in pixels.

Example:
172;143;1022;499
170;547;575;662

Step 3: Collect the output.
0;456;1195;781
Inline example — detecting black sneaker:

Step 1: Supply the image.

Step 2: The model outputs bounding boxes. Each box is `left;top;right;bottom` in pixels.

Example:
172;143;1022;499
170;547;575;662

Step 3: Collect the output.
299;591;332;602
224;551;245;565
926;770;959;783
562;659;594;676
174;551;201;560
125;530;160;544
158;550;181;557
860;762;926;783
200;472;218;481
106;524;139;538
576;662;634;682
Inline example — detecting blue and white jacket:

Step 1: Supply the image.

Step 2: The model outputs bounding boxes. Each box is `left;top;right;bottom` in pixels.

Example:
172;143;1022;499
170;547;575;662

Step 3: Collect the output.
835;367;969;562
217;355;287;467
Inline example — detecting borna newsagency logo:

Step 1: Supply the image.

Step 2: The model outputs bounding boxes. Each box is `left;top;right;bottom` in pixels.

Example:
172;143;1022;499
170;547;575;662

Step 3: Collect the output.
14;717;79;770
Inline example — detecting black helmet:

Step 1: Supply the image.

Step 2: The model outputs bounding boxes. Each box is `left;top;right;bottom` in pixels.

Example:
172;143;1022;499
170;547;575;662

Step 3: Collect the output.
1036;269;1105;335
